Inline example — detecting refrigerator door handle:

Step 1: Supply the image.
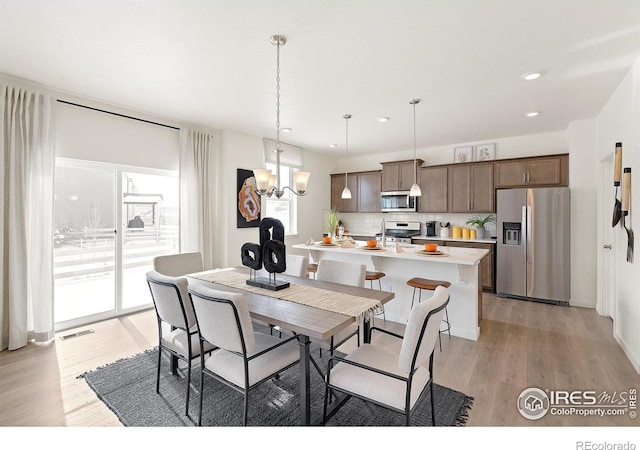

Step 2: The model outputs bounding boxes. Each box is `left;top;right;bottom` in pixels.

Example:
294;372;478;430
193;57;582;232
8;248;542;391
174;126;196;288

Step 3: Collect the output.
522;206;528;263
526;205;532;265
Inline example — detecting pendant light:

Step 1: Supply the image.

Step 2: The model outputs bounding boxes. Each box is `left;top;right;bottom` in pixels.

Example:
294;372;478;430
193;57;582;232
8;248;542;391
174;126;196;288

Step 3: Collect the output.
253;35;310;198
409;99;422;197
341;114;352;199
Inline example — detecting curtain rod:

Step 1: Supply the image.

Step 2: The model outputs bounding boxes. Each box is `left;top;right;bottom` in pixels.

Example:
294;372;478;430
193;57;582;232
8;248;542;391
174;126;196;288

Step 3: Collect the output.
56;99;180;130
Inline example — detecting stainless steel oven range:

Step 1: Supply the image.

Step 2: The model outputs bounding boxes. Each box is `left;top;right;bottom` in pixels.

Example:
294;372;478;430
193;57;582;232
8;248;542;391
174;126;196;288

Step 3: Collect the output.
375;220;421;244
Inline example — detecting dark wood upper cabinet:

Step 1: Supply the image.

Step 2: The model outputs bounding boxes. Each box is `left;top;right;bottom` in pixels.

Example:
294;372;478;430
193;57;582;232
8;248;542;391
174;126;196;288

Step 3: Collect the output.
494;154;568;188
331;154;568;216
381;159;423;191
417;166;448;212
448;163;494;213
331;171;380;213
357;171;381;212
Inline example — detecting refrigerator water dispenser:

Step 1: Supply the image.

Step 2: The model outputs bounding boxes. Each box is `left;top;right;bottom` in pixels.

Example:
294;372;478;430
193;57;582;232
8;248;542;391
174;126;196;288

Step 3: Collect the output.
502;222;521;245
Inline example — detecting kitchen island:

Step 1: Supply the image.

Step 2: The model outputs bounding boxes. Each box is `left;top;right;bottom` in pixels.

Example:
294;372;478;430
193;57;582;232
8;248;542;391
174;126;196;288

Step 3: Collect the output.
292;241;489;341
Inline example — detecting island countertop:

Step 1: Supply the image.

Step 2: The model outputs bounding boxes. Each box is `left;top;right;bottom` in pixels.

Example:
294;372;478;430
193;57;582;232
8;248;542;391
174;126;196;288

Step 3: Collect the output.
292;242;488;266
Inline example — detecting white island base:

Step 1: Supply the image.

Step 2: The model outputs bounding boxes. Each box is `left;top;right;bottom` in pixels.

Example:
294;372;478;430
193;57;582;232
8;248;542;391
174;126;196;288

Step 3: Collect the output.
292;243;488;341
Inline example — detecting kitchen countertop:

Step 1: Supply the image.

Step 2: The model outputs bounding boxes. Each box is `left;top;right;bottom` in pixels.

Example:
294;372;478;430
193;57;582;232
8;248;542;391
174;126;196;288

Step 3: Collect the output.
343;233;496;245
412;236;497;245
293;242;488;266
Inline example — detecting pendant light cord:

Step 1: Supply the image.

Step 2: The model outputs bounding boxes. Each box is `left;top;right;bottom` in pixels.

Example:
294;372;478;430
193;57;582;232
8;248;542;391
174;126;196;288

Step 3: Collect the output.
413;101;417;181
345;115;349;184
275;38;281;193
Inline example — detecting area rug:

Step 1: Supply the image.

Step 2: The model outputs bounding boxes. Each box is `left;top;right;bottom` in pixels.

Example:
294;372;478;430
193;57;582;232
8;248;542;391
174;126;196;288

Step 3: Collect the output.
81;347;473;427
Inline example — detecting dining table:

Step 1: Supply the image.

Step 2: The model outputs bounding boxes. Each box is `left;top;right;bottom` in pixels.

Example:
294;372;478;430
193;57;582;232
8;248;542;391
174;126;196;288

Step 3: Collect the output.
186;266;395;426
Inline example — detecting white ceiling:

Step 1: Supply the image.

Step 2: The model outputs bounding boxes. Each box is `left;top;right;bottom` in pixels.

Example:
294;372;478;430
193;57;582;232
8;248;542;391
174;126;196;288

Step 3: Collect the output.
1;0;640;156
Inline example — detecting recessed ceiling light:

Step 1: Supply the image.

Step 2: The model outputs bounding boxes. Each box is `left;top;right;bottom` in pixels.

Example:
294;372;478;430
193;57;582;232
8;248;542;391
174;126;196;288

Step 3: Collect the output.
280;127;292;132
329;144;337;148
377;117;390;123
521;70;545;81
525;111;540;117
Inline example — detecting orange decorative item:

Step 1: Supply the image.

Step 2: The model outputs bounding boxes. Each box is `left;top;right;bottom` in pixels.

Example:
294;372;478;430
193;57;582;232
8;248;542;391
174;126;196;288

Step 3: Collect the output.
424;243;438;252
366;239;378;248
322;236;332;244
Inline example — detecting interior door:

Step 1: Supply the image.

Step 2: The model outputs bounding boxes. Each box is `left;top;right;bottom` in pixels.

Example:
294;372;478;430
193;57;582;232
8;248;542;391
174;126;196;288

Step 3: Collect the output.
599;158;616;319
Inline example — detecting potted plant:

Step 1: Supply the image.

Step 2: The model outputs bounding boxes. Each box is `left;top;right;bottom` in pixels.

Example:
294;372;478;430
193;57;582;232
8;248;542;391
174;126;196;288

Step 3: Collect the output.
465;214;495;239
325;208;342;237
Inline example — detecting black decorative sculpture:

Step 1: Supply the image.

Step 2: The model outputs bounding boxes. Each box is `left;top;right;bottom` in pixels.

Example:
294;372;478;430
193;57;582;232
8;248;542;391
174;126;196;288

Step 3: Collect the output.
242;217;290;291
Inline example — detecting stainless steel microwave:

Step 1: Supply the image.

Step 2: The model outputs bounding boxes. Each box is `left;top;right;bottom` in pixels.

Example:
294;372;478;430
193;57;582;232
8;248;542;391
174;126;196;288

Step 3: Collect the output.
380;191;416;212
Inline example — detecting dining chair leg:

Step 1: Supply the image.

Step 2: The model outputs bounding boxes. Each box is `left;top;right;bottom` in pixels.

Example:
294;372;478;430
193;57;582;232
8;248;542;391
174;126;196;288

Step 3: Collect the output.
198;359;205;426
156;346;162;394
243;391;249;426
430;381;436;426
185;358;191;416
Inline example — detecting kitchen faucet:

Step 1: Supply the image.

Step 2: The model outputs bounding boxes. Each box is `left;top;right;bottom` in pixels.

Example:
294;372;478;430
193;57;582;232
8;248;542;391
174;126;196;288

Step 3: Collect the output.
380;218;386;248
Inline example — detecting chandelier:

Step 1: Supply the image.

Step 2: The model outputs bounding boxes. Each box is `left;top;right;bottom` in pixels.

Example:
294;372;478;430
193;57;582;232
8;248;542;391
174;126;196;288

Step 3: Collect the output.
254;35;310;198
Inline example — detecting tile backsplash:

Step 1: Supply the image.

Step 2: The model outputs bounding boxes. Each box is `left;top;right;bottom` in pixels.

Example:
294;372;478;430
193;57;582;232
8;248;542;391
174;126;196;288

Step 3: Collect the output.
338;212;497;238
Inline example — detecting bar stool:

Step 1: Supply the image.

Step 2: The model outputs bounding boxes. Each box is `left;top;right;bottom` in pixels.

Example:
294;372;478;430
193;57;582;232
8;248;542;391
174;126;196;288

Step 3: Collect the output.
366;271;386;324
365;271;385;289
307;263;318;279
406;277;451;351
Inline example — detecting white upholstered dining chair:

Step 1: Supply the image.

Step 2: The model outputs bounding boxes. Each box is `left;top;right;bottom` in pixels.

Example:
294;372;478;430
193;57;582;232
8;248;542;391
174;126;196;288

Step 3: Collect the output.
283;253;309;277
153;252;203;277
268;253;309;336
313;259;366;357
322;285;450;426
188;283;301;426
146;270;215;417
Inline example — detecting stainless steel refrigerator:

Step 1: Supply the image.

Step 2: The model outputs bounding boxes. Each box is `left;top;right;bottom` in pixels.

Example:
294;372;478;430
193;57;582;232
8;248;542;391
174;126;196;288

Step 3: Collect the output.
496;187;570;305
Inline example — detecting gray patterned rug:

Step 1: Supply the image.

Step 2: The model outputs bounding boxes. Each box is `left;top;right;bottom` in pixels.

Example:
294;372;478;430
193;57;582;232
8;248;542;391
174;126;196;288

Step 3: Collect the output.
81;346;473;427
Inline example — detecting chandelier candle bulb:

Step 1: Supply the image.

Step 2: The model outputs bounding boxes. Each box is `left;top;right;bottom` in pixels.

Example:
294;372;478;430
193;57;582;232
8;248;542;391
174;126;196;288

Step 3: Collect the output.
614;142;623;186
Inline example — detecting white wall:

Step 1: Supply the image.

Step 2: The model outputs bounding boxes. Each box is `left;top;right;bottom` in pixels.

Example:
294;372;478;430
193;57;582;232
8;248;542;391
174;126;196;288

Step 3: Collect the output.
567;120;598;308
595;57;640;372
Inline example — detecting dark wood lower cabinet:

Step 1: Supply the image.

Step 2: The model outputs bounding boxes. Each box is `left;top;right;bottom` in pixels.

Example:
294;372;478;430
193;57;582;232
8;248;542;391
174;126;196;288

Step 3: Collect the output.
413;239;495;292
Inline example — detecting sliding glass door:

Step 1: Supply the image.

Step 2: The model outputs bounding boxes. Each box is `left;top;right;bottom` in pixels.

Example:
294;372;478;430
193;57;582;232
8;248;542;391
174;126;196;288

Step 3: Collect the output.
54;159;179;330
54;163;116;325
121;171;179;310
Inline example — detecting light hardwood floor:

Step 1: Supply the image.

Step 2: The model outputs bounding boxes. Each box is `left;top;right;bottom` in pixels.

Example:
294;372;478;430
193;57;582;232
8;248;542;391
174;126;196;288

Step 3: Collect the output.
0;293;638;427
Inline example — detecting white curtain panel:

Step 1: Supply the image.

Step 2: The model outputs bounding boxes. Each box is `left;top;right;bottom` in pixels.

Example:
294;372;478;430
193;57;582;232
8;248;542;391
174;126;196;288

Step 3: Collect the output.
179;129;218;270
0;85;55;351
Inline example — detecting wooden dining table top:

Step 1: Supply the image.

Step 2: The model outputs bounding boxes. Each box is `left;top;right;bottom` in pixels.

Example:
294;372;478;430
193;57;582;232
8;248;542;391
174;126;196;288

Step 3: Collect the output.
187;266;395;341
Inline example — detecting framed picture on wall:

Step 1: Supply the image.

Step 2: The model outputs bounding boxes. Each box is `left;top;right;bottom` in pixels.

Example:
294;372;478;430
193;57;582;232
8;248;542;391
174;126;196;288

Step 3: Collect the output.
454;146;473;163
237;168;261;228
475;143;496;161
